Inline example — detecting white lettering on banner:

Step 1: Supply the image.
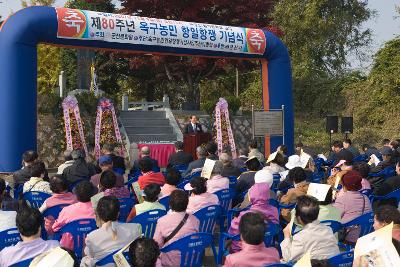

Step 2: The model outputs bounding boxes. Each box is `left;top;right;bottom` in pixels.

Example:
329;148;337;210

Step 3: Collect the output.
56;8;267;55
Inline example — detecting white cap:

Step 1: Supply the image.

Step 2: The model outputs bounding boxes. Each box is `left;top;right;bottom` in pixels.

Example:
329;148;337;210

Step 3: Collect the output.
266;151;278;164
285;153;311;169
254;169;274;187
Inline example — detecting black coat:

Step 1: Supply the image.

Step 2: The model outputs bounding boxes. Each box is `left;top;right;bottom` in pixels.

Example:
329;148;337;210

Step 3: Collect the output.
184;122;203;134
13;165;49;186
167;151;194;168
62;159;97;183
131;156;159;174
182;157;206;177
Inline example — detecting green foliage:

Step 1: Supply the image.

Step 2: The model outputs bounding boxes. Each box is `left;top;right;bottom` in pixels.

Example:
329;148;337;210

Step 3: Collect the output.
37;44;61;94
239;74;263;110
21;0;55;7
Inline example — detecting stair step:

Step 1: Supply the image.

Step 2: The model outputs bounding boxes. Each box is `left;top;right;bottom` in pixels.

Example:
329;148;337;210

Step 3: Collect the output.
124;126;174;134
120;111;166;119
128;133;177;142
120;118;170;126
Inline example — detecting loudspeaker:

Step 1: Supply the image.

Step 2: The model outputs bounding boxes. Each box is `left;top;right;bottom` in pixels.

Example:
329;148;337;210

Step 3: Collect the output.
326;116;338;133
341;117;353;133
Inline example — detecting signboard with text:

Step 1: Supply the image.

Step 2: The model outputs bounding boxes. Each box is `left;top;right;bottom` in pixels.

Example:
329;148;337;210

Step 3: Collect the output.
253;110;283;137
56;8;267;55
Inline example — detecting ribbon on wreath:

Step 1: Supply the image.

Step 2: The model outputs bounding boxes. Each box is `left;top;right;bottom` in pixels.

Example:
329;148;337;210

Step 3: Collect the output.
94;98;125;159
214;98;237;159
62;95;88;155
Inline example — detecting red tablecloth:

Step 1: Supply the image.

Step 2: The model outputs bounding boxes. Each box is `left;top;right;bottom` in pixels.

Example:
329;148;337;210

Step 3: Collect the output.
137;143;175;168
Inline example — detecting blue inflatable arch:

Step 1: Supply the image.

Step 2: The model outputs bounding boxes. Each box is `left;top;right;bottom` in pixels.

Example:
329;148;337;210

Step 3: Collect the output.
0;6;293;171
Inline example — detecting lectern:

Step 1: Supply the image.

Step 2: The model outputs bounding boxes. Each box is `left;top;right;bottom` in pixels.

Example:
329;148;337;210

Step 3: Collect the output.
183;133;212;159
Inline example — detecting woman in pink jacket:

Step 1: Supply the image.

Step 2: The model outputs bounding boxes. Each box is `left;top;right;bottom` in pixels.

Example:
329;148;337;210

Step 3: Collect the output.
186;176;219;213
228;182;279;252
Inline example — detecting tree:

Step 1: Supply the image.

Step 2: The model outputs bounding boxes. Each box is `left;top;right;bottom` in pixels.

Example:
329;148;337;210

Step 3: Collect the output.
120;0;278;109
21;0;55;7
270;0;373;113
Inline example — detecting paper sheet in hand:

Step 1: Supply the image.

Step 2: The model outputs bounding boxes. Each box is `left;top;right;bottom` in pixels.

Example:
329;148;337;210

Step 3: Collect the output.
201;159;216;179
371;154;381;165
30;247;74;267
113;237;140;267
294;251;312;267
354;223;400;266
307;183;331;201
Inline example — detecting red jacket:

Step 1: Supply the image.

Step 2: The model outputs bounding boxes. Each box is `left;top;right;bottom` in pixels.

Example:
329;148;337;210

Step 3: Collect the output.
138;172;165;189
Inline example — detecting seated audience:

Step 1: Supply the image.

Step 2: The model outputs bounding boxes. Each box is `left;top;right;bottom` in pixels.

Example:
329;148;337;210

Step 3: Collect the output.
279;167;310;222
333;170;372;244
328;140;354;166
232;148;248;169
101;143;126;172
263;151;286;174
91;155;125;188
52;180;96;250
13;150;42;187
373;205;400;241
0;179;17;231
0;207;60;266
228;182;278;252
23;161;52;194
126;183;165;222
374;161;400;206
63;149;97;184
343;138;360;157
206;161;229;193
326;159;353;188
277;145;289;164
99;170;130;198
224;212;280;267
281;195;339;262
361;144;381;158
236;156;261;194
129;237;161;267
352;161;371;190
167;141;193;168
186;176;219;213
160;169;181;197
205;141;219;160
220;153;241;177
182;146;207;177
153;190;199;267
0;177;18;212
248;139;265;164
137;158;165;189
81;196;141;266
39;175;77;233
131;146;159;174
57;150;74;175
371;146;395;172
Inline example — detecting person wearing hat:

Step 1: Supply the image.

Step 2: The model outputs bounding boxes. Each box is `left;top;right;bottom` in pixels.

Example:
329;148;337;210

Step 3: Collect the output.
52;180;96;250
371;146;395;173
263;151;286;174
62;149;97;184
248;140;265;164
90;155;125;189
333;170;372;244
236;156;261;196
101;143;126;172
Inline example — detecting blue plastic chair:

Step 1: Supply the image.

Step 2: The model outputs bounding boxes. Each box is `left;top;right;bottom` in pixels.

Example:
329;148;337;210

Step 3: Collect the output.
193;205;222;233
128;209;167;238
320;220;342;233
177;179;191;190
0;228;21;250
271;174;281;192
341;212;374;250
42;204;69;239
173;164;189;174
13;184;23;199
214;188;233;230
96;250;131;266
264;264;293;267
160;232;217;267
68;178;86;192
372;188;400;206
239;167;247;173
369;166;396;179
9;257;34;267
226;205;251;228
113;167;125;175
55;218;97;258
23;191;52;208
228;176;238;189
218;223;280;264
354;154;368;162
328;251;354;267
159;195;170;211
118;198;135;222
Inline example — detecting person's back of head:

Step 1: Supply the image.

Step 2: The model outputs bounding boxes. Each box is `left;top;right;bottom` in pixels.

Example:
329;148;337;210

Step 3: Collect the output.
382;138;391;146
278;145;288;155
343;138;352;146
238;148;248;157
99;155;113;169
141;146;150;156
219;153;232;165
74;180;95;203
102;143;114;154
353;162;370;178
295;195;319;226
205;141;217;156
143;184;161;202
30;161;46;178
311;259;333;267
271;152;285;166
245;157;261;171
374;205;400;230
165;169;181;186
249;140;258;149
239;212;265;245
174;141;184;151
63;150;73;162
390;140;399;150
49;175;69;194
71;149;85;161
129;237;160;267
288;167;307;184
211;161;223;176
96;196;120;223
22;150;38;165
169;189;189;212
16;206;43;238
190;176;207;195
139;158;153;173
196;146;207;159
100;170;117;189
361;144;370;152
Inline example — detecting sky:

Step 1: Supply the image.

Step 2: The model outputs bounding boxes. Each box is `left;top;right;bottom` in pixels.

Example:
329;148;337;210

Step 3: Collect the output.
0;0;398;70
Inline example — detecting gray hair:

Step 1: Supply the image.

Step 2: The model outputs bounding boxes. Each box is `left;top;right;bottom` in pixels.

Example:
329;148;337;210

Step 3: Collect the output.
212;161;223;175
63;150;72;161
196;146;206;158
219;153;232;164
